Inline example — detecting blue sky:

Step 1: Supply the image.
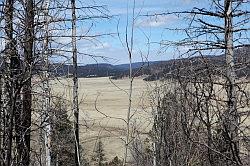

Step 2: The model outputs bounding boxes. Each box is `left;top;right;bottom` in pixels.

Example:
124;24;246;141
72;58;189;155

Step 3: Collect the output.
54;0;250;65
75;0;205;65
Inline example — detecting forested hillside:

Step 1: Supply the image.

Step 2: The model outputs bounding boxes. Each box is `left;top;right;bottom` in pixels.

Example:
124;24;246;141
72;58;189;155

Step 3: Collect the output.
53;46;250;80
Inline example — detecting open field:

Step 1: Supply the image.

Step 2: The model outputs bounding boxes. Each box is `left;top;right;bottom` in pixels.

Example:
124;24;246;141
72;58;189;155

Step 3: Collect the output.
46;76;250;163
51;77;154;161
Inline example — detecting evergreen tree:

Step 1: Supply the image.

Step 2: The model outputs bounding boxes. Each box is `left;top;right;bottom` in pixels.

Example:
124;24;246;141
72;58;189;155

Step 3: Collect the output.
107;156;123;166
92;139;106;166
50;100;76;166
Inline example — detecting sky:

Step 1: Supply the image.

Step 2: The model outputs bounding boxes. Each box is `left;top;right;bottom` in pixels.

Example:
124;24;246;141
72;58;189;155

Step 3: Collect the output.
1;0;248;65
0;0;203;65
74;0;204;65
71;0;250;65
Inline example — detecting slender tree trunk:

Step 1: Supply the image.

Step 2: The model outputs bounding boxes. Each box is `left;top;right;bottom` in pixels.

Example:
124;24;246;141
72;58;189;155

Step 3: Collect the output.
1;80;7;165
123;1;136;165
123;52;133;166
224;0;241;164
20;0;34;165
4;0;17;165
43;0;51;165
71;0;80;165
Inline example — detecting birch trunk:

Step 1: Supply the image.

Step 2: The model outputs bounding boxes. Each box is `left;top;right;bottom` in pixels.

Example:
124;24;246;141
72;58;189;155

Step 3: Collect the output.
43;0;51;165
71;0;81;165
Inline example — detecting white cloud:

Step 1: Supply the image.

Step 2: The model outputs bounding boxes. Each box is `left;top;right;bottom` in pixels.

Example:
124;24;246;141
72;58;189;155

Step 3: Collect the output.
136;15;178;28
182;0;192;4
110;6;164;16
92;42;111;50
181;0;201;5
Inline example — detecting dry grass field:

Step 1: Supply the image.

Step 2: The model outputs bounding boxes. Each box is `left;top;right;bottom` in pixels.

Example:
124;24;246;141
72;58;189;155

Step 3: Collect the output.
45;76;250;164
51;77;154;161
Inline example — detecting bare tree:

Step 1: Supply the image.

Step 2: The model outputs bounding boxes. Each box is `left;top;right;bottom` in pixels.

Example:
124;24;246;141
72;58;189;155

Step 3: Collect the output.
123;0;136;165
42;0;52;165
0;0;114;165
70;0;81;165
4;0;19;165
140;0;250;165
18;0;35;164
224;1;240;164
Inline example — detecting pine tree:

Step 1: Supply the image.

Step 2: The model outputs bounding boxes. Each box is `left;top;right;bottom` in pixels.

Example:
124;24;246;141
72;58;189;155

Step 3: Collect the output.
50;100;75;166
92;139;106;166
108;156;123;166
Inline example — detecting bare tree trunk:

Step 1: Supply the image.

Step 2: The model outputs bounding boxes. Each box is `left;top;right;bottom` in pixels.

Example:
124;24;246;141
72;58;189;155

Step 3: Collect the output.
123;51;133;166
1;80;7;165
20;0;34;164
4;0;17;165
43;0;51;165
152;97;162;166
224;0;241;164
71;0;80;165
123;0;135;164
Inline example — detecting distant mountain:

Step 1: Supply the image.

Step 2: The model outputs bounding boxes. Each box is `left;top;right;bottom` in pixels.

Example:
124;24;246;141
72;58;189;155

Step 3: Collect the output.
115;61;157;70
52;63;123;78
52;61;153;78
143;46;250;81
51;46;250;80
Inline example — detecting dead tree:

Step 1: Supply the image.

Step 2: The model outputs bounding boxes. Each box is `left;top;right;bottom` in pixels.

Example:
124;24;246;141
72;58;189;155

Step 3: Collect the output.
0;0;109;164
18;0;34;165
70;0;80;165
4;0;17;165
224;0;241;164
42;0;52;165
123;0;136;165
146;0;250;165
2;0;24;165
